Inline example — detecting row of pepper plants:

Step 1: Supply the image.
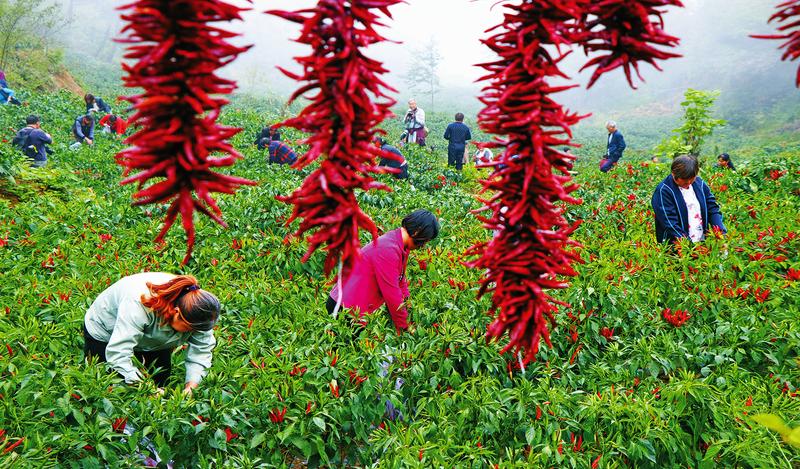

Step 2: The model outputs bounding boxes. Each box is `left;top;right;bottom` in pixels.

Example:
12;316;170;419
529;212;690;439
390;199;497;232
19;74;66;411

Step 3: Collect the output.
0;91;798;466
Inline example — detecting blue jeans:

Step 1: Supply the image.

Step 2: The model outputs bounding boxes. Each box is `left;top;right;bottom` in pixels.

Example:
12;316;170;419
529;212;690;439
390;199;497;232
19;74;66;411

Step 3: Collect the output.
600;156;620;173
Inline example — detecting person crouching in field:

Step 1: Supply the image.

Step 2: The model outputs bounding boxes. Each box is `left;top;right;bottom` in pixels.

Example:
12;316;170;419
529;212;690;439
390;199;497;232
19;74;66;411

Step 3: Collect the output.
267;139;297;165
327;210;440;334
716;153;736;171
375;136;409;179
83;273;220;392
651;155;726;244
255;124;280;150
99;114;128;136
72;114;95;147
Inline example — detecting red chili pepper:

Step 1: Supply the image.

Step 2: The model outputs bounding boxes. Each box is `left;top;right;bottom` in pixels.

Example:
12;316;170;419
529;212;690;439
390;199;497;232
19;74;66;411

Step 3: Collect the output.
579;1;684;88
752;1;800;86
2;437;23;454
661;308;690;327
224;427;238;442
267;0;402;275
116;0;256;264
112;417;127;433
269;407;287;424
466;1;589;364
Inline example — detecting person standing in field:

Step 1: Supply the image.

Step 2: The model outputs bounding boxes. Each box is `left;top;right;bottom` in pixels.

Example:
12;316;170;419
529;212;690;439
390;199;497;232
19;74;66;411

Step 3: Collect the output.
83;272;220;392
403;99;426;146
327;210;440;333
443;113;472;170
13;115;53;168
651;155;726;244
601;120;626;172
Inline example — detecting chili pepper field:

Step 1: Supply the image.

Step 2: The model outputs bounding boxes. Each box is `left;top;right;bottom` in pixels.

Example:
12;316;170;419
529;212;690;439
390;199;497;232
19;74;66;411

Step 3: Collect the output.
0;92;799;467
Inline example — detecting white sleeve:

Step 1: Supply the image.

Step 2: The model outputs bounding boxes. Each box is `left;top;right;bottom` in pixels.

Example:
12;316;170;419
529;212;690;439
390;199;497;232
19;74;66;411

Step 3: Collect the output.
104;299;148;383
184;330;216;384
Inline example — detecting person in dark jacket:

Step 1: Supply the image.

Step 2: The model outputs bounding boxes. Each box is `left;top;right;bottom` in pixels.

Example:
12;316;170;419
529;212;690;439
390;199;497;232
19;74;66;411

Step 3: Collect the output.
73;115;95;146
443;113;472;170
0;69;20;105
601;120;626;172
85;94;112;114
716;153;736;171
267;140;297;165
12;115;53;168
254;125;281;150
651;155;726;244
375;137;409;179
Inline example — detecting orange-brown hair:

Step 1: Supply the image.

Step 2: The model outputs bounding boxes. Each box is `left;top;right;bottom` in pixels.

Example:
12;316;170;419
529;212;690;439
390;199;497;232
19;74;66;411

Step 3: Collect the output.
141;275;220;330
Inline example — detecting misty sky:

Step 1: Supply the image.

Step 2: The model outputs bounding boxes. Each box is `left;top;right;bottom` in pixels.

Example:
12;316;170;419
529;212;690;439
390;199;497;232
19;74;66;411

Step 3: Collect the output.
64;0;799;120
228;0;506;94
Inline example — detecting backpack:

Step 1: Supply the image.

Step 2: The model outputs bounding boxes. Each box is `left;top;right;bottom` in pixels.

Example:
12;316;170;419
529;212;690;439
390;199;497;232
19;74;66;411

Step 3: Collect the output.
12;127;37;158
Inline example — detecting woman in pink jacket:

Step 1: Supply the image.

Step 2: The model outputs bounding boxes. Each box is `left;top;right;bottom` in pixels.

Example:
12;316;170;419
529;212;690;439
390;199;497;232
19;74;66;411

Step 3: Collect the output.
327;210;440;333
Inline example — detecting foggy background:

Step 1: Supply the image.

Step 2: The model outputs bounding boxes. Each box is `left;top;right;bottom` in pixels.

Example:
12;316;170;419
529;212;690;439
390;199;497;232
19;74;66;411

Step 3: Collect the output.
59;0;800;127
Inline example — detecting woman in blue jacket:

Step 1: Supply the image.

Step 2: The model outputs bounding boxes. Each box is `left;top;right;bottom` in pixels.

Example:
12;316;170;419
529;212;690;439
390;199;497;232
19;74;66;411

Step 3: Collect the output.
651;155;726;244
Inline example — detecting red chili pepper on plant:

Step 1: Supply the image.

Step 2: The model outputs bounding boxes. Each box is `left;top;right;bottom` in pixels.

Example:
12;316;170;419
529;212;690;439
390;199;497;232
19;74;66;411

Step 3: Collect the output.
116;0;256;264
662;308;690;327
269;407;287;424
2;437;24;454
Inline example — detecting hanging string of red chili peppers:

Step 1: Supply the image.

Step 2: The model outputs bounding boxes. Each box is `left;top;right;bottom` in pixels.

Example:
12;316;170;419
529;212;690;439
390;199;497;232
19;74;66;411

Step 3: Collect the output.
752;0;800;87
116;0;256;264
468;0;683;364
267;0;401;275
579;0;684;88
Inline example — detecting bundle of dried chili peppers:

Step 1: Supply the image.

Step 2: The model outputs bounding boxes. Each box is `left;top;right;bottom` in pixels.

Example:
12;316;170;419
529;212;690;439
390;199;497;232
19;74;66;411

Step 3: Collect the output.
752;0;800;87
469;0;682;364
116;0;256;264
579;0;684;88
268;0;401;275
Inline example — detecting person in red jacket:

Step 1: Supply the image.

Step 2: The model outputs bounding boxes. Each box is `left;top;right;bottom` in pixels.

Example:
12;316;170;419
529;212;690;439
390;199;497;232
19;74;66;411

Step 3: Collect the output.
99;114;128;136
327;210;440;333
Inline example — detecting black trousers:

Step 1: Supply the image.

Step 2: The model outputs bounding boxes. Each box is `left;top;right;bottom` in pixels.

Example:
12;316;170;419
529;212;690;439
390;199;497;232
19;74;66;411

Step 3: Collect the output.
83;324;173;387
447;148;464;170
326;296;366;340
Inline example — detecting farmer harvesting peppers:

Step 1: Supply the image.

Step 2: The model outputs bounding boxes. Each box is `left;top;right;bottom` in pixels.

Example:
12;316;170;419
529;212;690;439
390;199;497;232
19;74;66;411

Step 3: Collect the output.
327;210;440;333
83;273;220;392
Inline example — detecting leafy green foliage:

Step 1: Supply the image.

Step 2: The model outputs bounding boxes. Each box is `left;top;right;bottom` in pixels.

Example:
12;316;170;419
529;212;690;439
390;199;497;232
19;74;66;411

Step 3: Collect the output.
655;89;727;160
0;92;798;467
0;0;66;92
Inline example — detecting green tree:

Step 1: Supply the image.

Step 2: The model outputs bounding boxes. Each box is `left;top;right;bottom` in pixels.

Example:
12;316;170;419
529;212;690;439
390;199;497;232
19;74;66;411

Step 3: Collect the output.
403;37;442;111
0;0;65;90
655;89;727;160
